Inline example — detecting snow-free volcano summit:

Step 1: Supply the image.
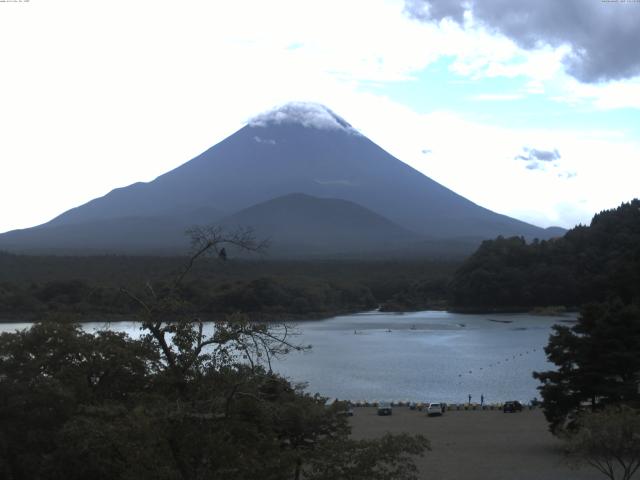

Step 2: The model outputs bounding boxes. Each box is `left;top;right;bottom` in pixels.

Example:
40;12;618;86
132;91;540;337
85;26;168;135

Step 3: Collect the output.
0;103;563;256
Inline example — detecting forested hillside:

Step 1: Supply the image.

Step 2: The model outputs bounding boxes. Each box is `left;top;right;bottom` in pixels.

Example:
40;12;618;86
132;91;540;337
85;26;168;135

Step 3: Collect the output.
450;199;640;310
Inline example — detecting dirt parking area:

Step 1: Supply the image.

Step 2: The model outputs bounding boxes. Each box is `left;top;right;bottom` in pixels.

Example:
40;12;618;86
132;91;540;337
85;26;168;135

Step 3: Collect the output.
349;407;603;480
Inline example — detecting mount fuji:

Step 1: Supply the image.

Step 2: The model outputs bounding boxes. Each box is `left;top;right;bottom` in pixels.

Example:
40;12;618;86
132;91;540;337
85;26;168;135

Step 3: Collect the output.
0;103;563;257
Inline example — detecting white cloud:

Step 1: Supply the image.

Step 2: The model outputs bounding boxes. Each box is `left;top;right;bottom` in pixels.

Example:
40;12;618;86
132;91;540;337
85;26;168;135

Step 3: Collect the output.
249;102;359;133
556;77;640;110
0;0;637;233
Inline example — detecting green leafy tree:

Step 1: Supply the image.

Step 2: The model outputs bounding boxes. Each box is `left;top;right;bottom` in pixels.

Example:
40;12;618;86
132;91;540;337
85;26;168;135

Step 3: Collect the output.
534;301;640;433
0;321;157;480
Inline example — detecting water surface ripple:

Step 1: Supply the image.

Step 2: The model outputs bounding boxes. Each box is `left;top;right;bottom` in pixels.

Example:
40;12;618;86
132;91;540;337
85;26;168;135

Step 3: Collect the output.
0;310;573;403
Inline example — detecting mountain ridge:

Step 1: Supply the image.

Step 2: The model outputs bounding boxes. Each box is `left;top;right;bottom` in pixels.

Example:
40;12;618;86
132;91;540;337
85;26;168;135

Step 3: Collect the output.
219;192;422;256
0;103;565;256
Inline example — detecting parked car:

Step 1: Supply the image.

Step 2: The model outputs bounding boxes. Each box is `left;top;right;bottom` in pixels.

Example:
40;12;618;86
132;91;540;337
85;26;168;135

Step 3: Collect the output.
427;402;444;416
377;401;392;416
503;401;523;413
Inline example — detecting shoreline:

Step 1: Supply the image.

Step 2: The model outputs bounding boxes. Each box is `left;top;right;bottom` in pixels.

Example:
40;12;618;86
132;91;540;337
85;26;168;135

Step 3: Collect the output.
0;305;579;325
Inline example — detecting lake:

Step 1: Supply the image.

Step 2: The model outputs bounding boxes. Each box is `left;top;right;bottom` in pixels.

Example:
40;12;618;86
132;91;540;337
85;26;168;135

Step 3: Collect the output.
0;310;574;404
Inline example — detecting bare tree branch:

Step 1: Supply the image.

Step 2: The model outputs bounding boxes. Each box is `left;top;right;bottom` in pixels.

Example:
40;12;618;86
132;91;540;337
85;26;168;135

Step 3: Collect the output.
174;225;269;289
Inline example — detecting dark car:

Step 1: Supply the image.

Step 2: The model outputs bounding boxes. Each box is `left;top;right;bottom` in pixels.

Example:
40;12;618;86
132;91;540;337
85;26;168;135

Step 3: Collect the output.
377;402;392;416
503;401;523;413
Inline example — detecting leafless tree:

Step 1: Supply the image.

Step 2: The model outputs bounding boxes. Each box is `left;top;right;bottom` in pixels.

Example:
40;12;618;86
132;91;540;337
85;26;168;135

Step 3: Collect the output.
120;226;306;383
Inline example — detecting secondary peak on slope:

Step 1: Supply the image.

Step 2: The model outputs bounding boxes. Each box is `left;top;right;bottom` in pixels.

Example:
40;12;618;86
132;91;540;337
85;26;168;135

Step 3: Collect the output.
248;102;359;134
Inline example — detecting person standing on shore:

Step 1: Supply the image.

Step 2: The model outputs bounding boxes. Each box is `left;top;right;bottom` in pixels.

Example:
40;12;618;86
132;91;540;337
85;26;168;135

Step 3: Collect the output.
468;394;472;405
481;394;484;406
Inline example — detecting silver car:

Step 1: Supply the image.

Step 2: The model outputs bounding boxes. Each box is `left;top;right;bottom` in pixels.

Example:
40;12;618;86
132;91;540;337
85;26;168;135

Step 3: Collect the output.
427;402;444;416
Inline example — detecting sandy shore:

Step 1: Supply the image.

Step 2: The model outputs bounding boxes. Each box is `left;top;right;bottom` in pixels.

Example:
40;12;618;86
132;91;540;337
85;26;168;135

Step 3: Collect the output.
349;407;602;480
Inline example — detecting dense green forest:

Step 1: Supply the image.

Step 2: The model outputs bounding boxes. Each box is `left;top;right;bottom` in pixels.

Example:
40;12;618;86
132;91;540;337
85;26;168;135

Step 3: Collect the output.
450;199;640;310
0;253;456;320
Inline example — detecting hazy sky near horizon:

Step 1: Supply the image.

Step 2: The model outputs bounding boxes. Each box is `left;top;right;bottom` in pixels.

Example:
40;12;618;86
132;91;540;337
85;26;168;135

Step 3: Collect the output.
1;0;639;233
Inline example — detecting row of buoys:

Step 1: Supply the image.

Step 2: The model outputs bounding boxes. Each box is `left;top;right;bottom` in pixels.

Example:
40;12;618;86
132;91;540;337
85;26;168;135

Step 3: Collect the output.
456;347;540;378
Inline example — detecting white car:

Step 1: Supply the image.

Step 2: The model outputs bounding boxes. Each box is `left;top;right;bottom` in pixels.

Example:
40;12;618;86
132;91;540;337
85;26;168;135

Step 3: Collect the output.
427;402;444;416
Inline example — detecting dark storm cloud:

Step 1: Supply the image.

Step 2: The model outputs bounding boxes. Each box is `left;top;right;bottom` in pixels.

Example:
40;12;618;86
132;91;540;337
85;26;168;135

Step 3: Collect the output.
404;0;466;23
515;148;561;163
404;0;640;82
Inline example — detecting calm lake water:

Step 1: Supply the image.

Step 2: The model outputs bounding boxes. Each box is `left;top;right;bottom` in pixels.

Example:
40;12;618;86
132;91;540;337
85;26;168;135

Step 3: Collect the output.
0;310;575;404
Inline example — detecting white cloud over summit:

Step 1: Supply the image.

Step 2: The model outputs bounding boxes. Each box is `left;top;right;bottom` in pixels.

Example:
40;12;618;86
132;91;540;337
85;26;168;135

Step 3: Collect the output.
249;102;359;134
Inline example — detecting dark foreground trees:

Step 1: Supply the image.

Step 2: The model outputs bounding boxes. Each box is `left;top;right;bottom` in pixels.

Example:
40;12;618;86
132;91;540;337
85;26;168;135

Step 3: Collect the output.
533;301;640;433
534;301;640;479
0;228;429;480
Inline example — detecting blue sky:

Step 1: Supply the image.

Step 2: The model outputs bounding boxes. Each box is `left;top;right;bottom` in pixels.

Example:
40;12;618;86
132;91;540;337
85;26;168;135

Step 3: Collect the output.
0;0;638;233
373;57;639;134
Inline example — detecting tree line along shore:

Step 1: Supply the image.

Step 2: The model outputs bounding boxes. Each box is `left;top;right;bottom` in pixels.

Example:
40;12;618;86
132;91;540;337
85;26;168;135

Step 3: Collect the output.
0;254;454;320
